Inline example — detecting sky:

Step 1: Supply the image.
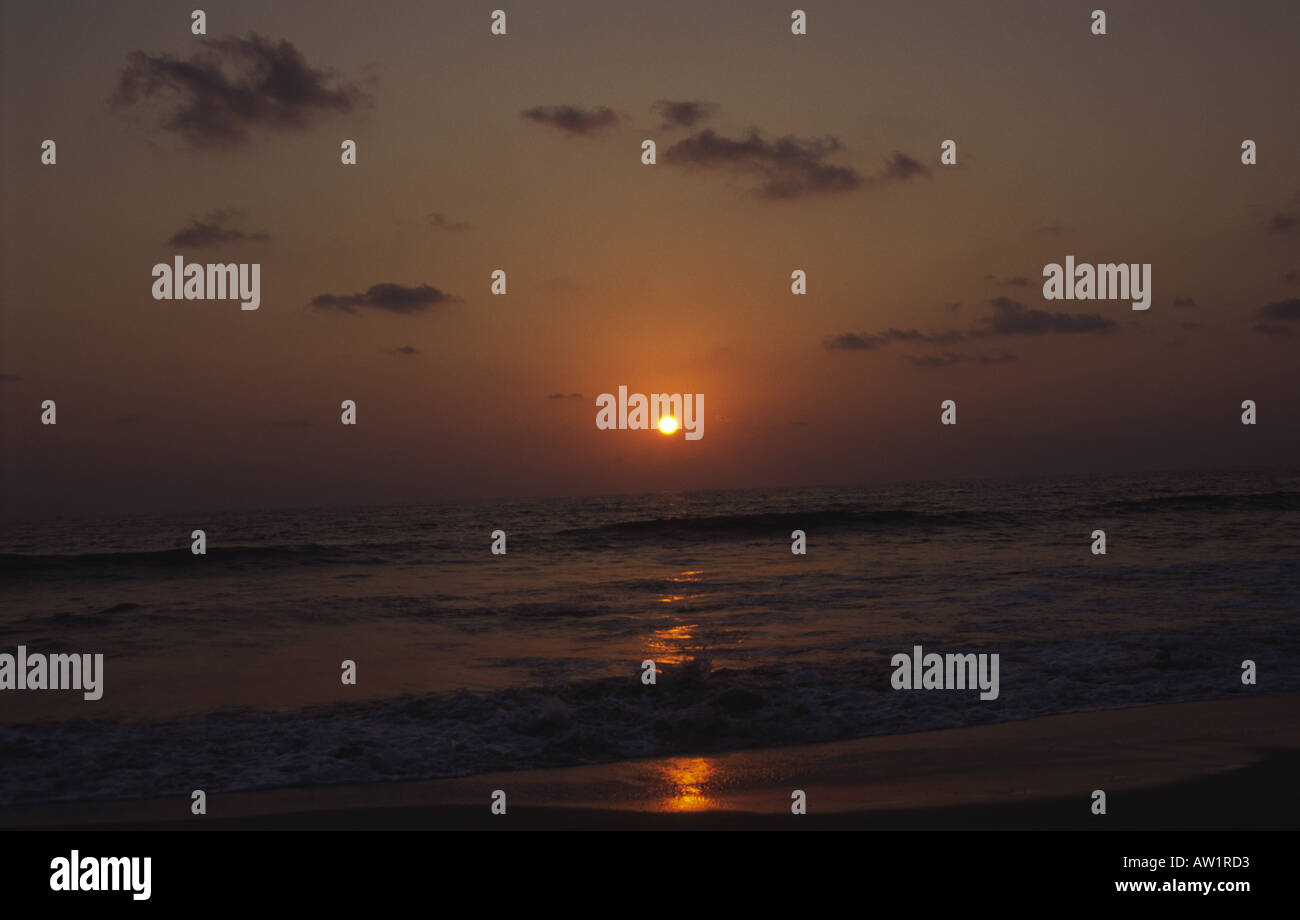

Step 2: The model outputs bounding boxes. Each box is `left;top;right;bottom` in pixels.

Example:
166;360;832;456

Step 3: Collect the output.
2;0;1298;518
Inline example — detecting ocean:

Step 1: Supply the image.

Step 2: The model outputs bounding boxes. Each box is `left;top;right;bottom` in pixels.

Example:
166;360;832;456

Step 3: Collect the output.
1;467;1297;806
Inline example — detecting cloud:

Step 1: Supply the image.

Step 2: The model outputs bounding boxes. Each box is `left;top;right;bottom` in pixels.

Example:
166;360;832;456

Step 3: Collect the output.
427;212;472;232
653;100;716;129
310;282;460;315
883;327;967;345
1258;298;1300;322
661;129;934;199
1268;213;1299;234
824;332;885;351
1031;220;1071;236
1173;296;1197;308
825;331;1020;366
385;345;421;356
826;297;1116;357
665;129;863;199
879;152;930;182
977;297;1116;336
1284;270;1297;284
167;209;269;247
1251;300;1300;339
999;277;1030;287
0;373;21;382
906;350;1019;368
824;328;967;350
520;105;619;136
112;34;369;148
546;392;583;399
944;301;962;313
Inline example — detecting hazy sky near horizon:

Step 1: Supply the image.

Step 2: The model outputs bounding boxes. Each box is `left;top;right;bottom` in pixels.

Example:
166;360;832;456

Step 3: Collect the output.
2;0;1298;518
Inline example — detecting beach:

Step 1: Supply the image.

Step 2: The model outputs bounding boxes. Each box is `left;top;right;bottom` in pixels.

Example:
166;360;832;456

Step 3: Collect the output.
6;694;1296;830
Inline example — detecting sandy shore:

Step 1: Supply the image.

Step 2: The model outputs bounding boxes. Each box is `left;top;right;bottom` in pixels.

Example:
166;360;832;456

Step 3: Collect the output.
5;694;1297;830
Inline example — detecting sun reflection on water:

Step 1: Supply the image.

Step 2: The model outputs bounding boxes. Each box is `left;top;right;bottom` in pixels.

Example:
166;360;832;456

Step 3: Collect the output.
646;622;701;665
658;570;705;605
656;757;718;811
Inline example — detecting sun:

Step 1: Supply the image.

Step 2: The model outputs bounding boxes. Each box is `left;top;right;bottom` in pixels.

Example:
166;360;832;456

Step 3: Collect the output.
659;415;679;435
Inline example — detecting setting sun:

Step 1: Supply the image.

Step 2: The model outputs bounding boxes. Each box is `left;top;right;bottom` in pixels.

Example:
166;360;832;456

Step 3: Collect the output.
659;416;678;434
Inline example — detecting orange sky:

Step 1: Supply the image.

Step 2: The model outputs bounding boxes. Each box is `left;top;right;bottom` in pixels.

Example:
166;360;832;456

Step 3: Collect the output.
2;0;1298;516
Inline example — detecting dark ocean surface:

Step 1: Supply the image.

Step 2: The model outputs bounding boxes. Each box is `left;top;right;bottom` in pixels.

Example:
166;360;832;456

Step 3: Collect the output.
1;468;1297;805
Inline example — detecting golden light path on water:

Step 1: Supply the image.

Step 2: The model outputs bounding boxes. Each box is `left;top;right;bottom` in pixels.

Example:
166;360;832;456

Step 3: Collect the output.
655;757;718;811
647;570;707;664
645;571;723;809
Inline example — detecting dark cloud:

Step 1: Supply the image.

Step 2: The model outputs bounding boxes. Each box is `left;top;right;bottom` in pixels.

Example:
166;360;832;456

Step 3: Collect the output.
664;129;862;199
881;327;968;345
1254;323;1293;338
977;297;1116;336
427;212;472;232
385;345;421;356
0;373;21;382
1258;298;1300;322
546;393;583;399
944;302;962;313
879;151;930;182
1173;296;1196;308
520;105;619;136
1284;270;1297;284
1268;213;1299;234
167;209;269;247
112;34;369;148
653;100;716;129
1031;220;1071;236
824;327;967;351
906;350;1019;368
824;332;884;351
827;297;1117;357
999;277;1030;287
310;283;460;315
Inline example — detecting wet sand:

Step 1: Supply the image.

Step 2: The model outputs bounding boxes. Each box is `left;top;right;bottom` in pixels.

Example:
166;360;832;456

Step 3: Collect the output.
5;694;1297;830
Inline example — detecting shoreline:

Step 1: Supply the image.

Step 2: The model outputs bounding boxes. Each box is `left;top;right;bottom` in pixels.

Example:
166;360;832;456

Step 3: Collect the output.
5;694;1297;830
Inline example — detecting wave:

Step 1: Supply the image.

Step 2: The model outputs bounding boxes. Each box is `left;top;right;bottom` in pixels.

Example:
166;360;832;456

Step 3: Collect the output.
556;507;1005;541
0;543;394;576
1102;490;1300;514
2;487;1293;579
6;620;1299;806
